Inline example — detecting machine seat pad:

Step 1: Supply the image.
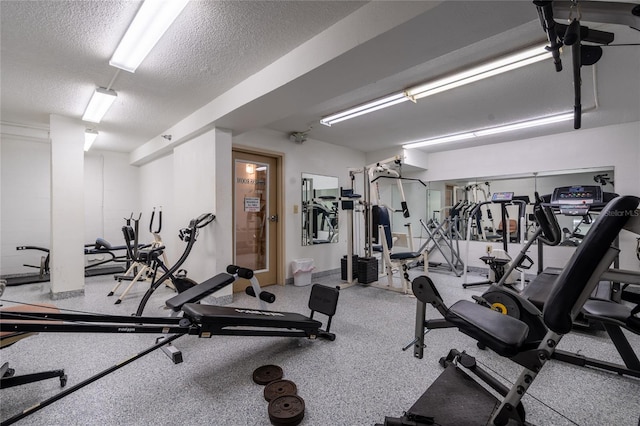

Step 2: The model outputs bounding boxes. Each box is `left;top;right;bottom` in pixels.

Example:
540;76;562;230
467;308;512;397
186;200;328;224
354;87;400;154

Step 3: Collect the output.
582;300;632;323
445;300;529;357
182;304;322;330
390;251;421;260
166;273;235;312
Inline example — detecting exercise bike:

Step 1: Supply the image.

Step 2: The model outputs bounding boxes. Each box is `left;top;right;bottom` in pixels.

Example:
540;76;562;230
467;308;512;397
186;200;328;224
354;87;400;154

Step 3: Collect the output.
132;213;215;315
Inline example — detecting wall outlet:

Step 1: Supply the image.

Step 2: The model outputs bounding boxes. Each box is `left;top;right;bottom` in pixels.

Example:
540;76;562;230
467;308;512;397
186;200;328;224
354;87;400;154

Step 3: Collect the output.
486;245;493;254
293;204;299;214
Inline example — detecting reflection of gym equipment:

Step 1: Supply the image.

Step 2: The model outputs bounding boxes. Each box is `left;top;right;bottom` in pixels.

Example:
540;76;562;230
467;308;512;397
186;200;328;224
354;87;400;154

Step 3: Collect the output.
385;195;639;425
0;265;340;425
302;199;338;244
462;192;527;288
417;215;465;277
6;237;134;286
301;176;339;245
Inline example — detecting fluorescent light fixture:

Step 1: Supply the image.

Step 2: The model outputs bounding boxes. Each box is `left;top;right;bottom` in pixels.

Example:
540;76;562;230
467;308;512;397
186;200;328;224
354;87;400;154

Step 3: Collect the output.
403;112;574;149
320;93;409;126
474;112;574;136
84;129;99;151
82;88;117;123
320;43;554;126
405;44;551;101
109;0;189;73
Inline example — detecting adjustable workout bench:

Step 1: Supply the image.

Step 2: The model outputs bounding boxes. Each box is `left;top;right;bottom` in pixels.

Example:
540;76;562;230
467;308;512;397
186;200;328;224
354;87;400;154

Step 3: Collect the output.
0;267;339;425
380;195;639;425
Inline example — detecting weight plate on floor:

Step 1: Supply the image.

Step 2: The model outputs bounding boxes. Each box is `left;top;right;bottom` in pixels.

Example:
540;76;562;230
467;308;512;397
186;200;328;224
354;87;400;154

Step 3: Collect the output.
268;394;305;425
264;379;297;402
252;364;283;385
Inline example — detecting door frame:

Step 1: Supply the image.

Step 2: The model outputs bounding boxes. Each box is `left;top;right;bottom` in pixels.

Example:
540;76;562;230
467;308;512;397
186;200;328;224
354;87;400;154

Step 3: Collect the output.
232;145;285;286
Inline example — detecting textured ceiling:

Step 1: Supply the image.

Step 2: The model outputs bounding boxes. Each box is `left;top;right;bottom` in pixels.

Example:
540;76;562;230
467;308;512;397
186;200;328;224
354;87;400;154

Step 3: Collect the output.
0;0;366;151
1;1;639;154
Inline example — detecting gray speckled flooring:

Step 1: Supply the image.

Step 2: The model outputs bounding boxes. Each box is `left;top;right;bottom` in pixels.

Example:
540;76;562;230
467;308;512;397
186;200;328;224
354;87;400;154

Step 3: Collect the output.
1;269;639;426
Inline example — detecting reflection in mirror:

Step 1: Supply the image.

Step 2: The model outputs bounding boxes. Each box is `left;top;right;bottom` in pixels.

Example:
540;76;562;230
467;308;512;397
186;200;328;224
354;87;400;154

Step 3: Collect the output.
431;167;615;247
301;173;339;245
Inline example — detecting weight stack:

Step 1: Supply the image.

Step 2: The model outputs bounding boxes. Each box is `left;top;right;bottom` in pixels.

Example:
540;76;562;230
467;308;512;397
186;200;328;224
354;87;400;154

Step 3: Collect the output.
341;255;358;280
357;257;378;284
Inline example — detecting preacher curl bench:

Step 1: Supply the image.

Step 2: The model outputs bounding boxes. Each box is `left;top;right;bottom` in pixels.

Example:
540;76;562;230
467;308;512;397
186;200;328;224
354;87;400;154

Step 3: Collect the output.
379;195;639;425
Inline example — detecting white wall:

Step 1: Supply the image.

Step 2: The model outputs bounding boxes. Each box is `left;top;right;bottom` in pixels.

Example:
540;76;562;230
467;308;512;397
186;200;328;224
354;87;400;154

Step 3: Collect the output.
137;128;231;299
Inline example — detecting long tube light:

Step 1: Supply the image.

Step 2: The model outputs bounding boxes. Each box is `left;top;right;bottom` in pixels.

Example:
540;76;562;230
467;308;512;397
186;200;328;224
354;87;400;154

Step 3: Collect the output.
109;0;189;73
402;112;574;149
320;93;408;126
82;88;117;123
405;44;551;101
320;43;553;126
84;129;99;151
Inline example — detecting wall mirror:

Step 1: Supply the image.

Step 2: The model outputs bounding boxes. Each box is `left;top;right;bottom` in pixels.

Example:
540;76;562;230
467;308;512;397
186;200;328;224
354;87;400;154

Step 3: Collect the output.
427;166;615;246
301;173;339;246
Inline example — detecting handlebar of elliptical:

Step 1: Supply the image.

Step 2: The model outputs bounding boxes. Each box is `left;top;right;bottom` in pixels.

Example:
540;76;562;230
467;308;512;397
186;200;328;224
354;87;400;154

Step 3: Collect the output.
193;213;216;228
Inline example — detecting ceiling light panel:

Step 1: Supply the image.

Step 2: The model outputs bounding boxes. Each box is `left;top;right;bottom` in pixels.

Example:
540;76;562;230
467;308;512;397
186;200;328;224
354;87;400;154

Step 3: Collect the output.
403;112;574;149
320;93;409;126
82;88;117;123
84;129;99;151
109;0;189;73
405;44;551;101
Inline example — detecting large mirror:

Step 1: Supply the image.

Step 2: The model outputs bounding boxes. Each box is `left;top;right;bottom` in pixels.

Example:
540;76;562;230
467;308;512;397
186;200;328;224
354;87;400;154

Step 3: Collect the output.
301;173;339;245
427;166;615;246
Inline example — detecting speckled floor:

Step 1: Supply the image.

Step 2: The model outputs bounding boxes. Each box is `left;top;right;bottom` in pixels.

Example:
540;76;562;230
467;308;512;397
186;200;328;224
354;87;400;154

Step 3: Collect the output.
1;269;639;426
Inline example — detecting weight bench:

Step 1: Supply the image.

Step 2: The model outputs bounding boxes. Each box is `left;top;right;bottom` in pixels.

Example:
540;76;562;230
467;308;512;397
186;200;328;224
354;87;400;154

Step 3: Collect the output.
165;267;339;341
381;195;639;425
0;267;340;425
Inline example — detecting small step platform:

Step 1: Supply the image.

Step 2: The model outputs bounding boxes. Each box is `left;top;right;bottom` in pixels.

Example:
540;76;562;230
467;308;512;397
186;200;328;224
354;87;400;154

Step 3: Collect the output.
377;362;531;426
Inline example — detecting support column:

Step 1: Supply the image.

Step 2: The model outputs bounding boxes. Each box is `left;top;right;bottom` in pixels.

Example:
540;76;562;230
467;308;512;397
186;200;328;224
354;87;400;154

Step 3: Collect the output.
49;115;85;298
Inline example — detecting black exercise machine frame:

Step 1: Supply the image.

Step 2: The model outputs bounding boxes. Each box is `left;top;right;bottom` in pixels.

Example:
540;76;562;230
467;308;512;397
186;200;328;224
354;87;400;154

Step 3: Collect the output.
390;195;640;426
1;265;339;425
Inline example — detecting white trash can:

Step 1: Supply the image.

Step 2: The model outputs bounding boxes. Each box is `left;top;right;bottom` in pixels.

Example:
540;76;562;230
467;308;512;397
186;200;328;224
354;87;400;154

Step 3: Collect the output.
291;258;314;286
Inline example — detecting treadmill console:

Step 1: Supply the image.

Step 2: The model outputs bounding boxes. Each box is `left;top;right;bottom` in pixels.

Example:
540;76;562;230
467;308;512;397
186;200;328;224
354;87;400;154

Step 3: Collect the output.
491;192;514;203
551;185;603;216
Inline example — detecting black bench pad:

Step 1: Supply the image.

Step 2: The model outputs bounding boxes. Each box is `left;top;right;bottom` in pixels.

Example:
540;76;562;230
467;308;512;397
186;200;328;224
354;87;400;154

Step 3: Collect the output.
165;273;235;312
445;300;529;357
182;303;321;331
390;251;422;260
582;300;632;323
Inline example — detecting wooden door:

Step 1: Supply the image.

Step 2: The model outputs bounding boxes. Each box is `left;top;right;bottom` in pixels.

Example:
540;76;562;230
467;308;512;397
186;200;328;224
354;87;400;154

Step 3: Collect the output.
232;150;279;291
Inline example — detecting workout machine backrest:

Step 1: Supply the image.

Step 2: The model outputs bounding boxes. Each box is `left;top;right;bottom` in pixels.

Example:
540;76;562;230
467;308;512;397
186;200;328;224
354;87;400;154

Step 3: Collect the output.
543;195;640;334
373;205;394;250
533;204;561;246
